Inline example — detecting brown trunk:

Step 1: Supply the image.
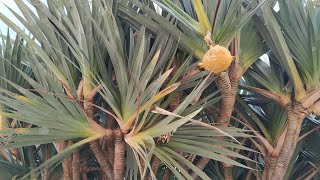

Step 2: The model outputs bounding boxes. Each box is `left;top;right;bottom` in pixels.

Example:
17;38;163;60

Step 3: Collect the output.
72;148;81;180
62;157;71;180
178;152;190;173
105;134;115;165
191;158;210;179
43;144;50;180
89;140;114;179
192;76;239;179
147;156;161;180
84;94;114;179
62;141;71;180
114;129;126;180
102;173;109;180
271;103;307;180
81;158;88;180
216;73;238;126
105;112;115;165
267;157;277;180
81;173;88;180
162;168;172;180
261;156;277;180
67;141;73;178
217;74;238;180
223;166;233;180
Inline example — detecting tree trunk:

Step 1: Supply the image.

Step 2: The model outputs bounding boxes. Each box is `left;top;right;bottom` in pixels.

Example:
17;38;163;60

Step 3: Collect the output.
261;156;277;180
223;166;233;180
67;141;73;178
105;134;115;165
81;158;88;180
162;168;172;180
43;144;50;180
62;141;71;180
62;156;71;180
191;158;210;179
216;73;238;126
81;173;88;180
192;75;239;179
270;103;306;180
84;93;114;179
105;112;115;165
72;148;81;180
217;74;239;180
89;140;114;179
81;172;88;180
114;129;126;179
147;156;161;180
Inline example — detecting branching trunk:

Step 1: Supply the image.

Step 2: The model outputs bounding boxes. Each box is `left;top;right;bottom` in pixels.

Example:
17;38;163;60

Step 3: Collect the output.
89;140;114;179
72;148;81;180
84;92;114;179
114;129;126;179
267;157;277;180
261;156;277;180
271;103;307;180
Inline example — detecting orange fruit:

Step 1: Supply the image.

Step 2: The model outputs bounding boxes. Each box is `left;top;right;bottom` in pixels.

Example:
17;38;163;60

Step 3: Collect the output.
198;45;235;75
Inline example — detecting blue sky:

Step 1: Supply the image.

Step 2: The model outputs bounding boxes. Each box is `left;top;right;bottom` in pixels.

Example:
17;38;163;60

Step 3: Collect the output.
0;0;22;37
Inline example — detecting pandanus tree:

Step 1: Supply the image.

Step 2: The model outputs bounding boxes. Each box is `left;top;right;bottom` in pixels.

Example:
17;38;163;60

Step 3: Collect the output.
241;0;320;179
120;0;320;179
118;0;268;179
0;0;319;179
0;33;40;179
0;0;255;179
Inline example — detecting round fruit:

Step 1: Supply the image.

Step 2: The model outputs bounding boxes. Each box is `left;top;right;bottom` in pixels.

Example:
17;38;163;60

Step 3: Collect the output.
198;45;235;75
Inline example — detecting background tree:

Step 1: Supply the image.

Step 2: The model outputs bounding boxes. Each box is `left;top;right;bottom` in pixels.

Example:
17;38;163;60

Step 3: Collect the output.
0;0;255;179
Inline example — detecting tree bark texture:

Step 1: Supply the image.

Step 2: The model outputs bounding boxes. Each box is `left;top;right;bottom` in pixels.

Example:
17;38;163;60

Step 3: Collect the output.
114;130;126;180
89;140;114;179
105;134;115;165
147;156;161;180
162;168;172;180
106;112;115;165
192;74;239;179
261;156;277;180
217;74;239;180
62;141;71;180
84;96;114;179
72;148;81;180
223;166;233;180
270;103;307;180
216;73;238;126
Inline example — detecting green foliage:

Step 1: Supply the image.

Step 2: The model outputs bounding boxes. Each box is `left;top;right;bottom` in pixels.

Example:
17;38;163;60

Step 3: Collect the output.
0;0;319;179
